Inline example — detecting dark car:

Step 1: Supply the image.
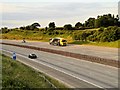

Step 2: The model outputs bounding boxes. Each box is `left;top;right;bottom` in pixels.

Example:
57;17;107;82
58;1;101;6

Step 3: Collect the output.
22;40;26;43
28;54;37;59
22;38;26;43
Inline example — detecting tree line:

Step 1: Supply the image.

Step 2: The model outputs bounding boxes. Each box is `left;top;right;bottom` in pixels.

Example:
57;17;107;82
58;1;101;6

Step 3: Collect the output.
44;14;120;30
64;14;120;30
1;14;120;32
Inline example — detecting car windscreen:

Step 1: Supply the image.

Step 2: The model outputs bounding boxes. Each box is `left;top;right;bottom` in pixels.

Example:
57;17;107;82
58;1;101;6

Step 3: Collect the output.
62;40;67;42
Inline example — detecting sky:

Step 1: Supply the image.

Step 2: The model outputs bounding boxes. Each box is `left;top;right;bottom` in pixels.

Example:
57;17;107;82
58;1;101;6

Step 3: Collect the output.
0;0;120;28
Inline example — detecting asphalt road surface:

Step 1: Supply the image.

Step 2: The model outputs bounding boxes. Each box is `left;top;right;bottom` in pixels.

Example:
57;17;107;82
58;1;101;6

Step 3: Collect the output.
1;44;118;89
2;40;118;61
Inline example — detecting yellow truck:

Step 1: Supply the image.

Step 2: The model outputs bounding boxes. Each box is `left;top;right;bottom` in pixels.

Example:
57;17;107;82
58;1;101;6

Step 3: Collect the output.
49;37;67;46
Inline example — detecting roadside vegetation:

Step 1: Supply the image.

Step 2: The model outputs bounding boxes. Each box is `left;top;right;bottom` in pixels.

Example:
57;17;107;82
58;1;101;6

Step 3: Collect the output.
0;53;2;89
2;54;68;89
70;40;119;48
1;14;120;48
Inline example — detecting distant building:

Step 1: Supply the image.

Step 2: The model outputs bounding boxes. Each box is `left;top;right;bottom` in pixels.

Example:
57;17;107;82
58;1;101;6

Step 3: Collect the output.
118;1;120;21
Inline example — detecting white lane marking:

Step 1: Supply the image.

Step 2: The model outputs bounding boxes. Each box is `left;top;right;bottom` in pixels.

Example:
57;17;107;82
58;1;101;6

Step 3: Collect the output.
2;49;105;89
1;44;118;69
2;49;74;88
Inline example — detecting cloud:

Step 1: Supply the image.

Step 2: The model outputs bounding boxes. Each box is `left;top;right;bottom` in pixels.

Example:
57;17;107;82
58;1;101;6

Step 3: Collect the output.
1;0;119;2
1;2;118;28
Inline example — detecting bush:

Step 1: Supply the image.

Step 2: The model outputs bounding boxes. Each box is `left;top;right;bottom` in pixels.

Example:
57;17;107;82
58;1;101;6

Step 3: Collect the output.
55;31;59;35
81;32;87;41
47;28;54;31
3;78;30;88
48;32;52;35
73;34;79;40
87;35;94;41
64;24;72;30
98;27;104;32
100;36;107;42
60;32;64;35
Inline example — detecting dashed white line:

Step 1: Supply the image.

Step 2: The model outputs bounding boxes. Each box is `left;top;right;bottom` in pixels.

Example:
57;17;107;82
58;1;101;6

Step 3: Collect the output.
2;49;105;89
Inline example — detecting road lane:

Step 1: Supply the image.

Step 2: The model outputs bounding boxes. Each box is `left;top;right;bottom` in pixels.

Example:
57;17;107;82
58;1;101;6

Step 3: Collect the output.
2;44;118;89
2;40;118;60
2;49;101;88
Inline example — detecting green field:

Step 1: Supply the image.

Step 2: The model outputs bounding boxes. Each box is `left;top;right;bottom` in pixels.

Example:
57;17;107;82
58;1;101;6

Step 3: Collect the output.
2;54;68;89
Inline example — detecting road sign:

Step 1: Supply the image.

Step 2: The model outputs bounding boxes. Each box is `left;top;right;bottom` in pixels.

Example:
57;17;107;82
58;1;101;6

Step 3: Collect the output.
12;52;16;60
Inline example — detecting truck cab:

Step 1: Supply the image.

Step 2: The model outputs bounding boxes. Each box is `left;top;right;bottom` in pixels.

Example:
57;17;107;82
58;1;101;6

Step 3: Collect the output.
49;37;67;46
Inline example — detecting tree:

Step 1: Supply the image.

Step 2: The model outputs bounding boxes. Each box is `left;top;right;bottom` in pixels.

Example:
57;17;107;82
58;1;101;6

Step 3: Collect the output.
1;27;9;33
116;15;119;20
64;24;72;30
95;19;100;28
20;23;41;30
25;25;31;30
95;16;108;27
81;32;87;41
95;14;119;28
84;18;95;28
48;22;55;30
45;27;48;30
4;27;8;30
30;22;40;30
31;23;40;28
75;22;83;29
20;26;25;30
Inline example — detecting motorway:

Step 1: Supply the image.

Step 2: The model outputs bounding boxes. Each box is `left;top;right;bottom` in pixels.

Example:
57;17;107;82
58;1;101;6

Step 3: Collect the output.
2;40;118;61
1;43;119;89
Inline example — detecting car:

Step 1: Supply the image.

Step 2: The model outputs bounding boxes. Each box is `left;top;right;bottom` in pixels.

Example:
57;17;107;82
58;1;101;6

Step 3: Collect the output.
22;39;26;43
28;54;37;59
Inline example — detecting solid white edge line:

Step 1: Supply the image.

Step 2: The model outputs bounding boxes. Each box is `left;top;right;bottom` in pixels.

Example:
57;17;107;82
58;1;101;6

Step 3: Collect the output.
2;49;74;88
2;49;105;89
1;43;118;69
18;59;74;88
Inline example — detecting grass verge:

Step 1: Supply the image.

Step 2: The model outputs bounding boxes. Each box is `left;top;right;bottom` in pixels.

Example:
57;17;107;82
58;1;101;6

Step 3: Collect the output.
2;54;68;89
70;40;120;48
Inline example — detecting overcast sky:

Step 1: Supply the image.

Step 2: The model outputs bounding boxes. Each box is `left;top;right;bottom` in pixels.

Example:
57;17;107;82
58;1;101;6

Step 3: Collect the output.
0;0;119;28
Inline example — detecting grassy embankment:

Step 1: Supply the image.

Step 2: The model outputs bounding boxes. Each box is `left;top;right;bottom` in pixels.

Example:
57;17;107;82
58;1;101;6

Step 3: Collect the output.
2;29;73;42
1;54;68;89
1;28;120;48
0;53;1;89
70;40;120;48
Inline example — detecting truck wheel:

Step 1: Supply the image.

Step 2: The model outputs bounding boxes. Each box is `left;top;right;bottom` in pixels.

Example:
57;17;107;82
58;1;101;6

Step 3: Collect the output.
58;43;60;46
